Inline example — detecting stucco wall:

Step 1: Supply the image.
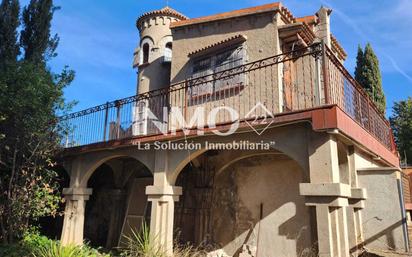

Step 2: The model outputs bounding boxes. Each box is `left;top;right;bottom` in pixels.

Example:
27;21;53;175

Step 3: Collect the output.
166;13;324;130
175;152;313;257
212;154;313;256
170;12;280;83
358;169;406;251
137;16;180;93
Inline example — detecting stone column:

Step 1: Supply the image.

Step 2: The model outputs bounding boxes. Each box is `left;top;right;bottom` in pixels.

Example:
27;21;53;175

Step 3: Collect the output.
60;188;93;246
300;134;351;257
146;185;182;256
347;188;367;255
300;183;351;257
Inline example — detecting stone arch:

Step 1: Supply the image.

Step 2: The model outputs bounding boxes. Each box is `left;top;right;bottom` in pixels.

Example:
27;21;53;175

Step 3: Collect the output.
139;36;154;64
173;148;313;256
82;153;154;249
168;140;309;186
159;35;173;58
168;148;209;185
214;150;308;181
67;149;154;188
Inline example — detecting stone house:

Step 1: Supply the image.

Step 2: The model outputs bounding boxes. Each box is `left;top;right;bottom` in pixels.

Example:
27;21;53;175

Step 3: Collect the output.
58;3;406;257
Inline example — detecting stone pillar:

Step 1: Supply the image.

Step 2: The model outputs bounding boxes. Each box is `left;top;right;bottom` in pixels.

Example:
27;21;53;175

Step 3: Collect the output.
60;188;93;246
315;205;333;256
146;185;182;256
315;7;332;48
300;183;351;257
348;188;367;255
300;134;351;257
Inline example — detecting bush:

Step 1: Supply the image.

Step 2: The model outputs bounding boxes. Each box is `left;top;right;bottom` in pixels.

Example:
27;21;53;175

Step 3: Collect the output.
32;240;110;257
0;232;110;257
119;223;206;257
120;223;166;257
0;243;31;257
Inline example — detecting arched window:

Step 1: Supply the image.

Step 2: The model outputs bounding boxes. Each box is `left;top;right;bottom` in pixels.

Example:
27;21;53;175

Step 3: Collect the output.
142;43;150;63
164;42;172;62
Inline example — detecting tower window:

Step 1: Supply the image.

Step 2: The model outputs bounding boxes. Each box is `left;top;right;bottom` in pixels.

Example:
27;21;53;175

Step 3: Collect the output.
142;43;150;63
164;42;172;63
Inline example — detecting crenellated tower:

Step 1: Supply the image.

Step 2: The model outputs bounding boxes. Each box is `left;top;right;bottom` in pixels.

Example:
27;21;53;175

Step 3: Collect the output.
133;7;187;94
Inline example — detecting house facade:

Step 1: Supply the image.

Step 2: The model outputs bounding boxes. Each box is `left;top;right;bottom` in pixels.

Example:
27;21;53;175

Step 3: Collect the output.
59;3;406;257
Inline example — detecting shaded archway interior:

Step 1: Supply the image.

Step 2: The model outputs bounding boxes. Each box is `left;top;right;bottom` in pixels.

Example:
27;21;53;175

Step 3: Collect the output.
84;157;153;249
39;164;70;240
174;149;315;257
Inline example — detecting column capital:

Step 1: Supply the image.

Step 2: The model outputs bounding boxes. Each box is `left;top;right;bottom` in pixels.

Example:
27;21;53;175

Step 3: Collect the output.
347;188;367;209
63;187;93;201
146;185;182;202
300;183;352;198
350;188;367;200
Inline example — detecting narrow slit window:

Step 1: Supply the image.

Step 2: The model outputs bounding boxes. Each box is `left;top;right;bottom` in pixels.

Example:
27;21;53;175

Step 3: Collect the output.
142;43;150;63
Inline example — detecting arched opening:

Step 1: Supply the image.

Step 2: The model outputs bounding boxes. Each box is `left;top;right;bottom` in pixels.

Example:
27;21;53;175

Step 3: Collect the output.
164;42;172;62
142;43;150;64
39;165;70;240
174;150;313;257
84;157;153;250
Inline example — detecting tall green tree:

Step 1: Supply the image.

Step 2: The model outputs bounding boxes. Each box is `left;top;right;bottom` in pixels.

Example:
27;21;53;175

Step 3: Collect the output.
390;97;412;166
0;0;20;68
354;43;386;114
20;0;59;64
0;63;74;244
0;0;74;244
354;45;364;87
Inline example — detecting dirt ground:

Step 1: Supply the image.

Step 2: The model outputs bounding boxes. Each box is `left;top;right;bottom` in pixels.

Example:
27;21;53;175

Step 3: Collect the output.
361;249;412;257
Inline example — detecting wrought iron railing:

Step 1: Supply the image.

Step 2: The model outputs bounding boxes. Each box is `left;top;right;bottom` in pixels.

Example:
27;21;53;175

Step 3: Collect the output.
59;43;396;152
323;46;396;150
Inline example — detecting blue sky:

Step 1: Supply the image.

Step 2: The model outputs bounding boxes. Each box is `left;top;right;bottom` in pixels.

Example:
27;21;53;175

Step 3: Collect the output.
21;0;412;116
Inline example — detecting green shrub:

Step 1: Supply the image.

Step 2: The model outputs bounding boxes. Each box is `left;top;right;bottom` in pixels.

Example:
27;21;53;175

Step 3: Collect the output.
120;223;166;257
119;223;206;257
32;240;111;257
0;232;110;257
23;232;53;251
0;243;31;257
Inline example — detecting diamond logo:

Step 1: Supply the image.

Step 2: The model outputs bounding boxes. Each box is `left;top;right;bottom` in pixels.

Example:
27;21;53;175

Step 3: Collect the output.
245;102;275;135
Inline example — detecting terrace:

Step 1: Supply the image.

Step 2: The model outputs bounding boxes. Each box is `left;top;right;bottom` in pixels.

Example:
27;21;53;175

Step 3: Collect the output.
59;42;396;159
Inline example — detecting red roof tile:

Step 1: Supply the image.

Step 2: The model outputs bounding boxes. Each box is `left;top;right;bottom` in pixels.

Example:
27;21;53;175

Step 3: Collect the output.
137;6;188;28
171;2;281;28
295;15;317;25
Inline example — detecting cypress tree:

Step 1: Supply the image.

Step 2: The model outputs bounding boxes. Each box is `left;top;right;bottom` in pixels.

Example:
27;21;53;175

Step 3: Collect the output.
354;43;386;114
354;45;364;87
0;0;20;69
390;97;412;165
20;0;59;64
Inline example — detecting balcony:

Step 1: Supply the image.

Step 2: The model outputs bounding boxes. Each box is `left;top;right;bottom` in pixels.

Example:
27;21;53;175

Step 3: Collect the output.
59;43;396;154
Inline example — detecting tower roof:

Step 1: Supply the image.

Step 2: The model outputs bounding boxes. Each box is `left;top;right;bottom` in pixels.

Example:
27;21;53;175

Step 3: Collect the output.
136;6;188;28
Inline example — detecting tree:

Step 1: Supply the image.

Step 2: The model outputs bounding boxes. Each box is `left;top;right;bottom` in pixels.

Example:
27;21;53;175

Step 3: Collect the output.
0;0;20;69
354;43;386;114
0;63;74;244
20;0;59;64
0;0;75;244
354;45;364;87
390;98;412;166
